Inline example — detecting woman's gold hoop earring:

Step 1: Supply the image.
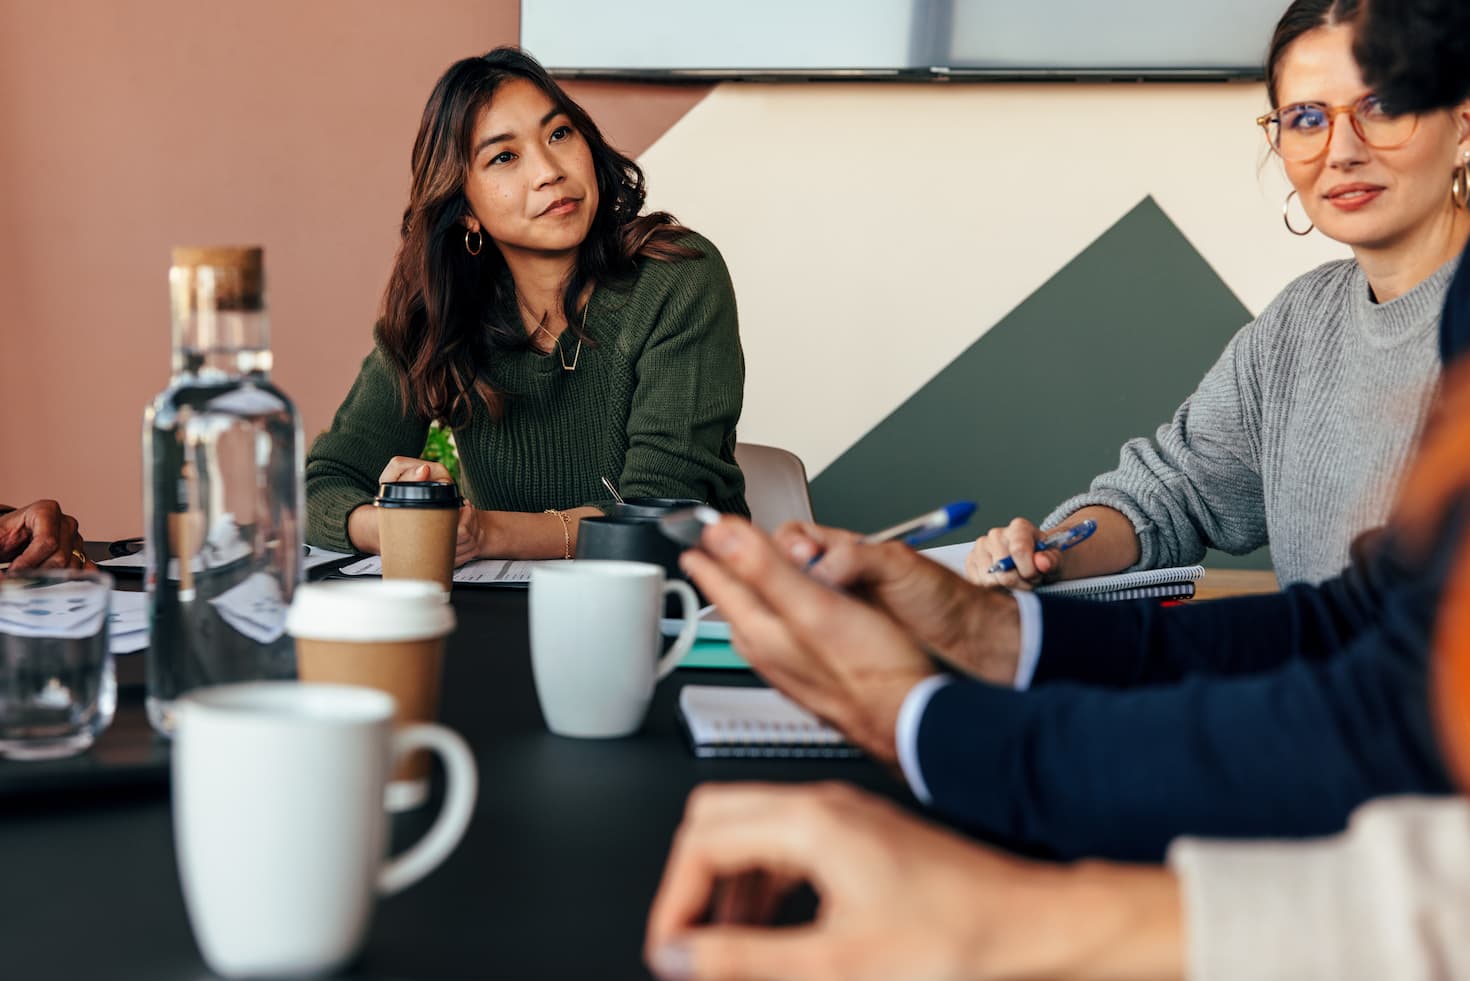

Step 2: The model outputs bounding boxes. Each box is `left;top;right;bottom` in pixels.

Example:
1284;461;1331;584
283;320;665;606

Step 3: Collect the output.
1453;153;1470;210
464;228;483;256
1283;188;1314;237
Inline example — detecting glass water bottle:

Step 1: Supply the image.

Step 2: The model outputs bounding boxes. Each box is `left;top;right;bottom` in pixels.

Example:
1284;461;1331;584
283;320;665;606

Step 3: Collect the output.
142;246;304;735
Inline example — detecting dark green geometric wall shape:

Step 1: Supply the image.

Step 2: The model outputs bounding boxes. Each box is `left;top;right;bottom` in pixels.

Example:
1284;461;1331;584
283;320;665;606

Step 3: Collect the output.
810;196;1272;571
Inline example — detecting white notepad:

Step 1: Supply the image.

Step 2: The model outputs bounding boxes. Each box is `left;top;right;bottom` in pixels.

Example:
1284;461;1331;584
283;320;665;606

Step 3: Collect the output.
677;685;860;759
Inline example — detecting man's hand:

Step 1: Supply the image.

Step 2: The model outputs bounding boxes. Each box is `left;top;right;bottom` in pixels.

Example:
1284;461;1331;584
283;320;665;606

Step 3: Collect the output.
773;522;1022;686
681;518;937;764
0;500;91;573
645;782;1185;981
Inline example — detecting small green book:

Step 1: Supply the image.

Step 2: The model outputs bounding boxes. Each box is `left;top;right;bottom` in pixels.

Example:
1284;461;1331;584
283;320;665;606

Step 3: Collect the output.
679;640;749;670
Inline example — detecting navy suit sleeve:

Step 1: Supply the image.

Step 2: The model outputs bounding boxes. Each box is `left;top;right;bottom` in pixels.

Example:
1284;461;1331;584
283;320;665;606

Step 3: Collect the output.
1033;530;1394;689
916;524;1460;862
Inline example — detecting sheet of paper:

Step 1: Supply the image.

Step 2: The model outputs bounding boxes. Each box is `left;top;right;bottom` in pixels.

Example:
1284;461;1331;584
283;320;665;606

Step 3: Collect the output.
0;582;110;639
338;555;538;587
207;572;288;644
100;545;354;574
919;542;970;575
107;590;147;635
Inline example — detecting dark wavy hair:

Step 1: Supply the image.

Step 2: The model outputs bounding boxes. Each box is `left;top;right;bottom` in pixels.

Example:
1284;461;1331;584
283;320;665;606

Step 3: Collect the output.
1353;0;1470;114
1264;0;1361;108
379;47;699;423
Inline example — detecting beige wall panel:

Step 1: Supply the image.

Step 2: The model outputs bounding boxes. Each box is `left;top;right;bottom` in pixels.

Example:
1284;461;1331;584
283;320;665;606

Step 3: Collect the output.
638;83;1350;476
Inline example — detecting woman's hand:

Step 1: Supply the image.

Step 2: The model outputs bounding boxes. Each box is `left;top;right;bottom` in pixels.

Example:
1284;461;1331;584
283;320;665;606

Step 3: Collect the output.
965;507;1141;589
376;457;454;485
455;504;491;566
965;517;1059;589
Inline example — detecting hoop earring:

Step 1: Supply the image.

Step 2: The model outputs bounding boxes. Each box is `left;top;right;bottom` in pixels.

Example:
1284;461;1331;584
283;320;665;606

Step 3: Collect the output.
1283;188;1314;237
1453;154;1470;210
464;228;483;256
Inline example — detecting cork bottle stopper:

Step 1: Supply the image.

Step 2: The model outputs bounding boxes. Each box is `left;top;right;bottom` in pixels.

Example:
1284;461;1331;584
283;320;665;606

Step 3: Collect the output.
170;246;264;311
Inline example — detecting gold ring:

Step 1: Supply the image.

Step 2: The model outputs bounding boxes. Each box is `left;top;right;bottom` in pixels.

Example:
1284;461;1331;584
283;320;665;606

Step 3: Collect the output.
71;549;87;564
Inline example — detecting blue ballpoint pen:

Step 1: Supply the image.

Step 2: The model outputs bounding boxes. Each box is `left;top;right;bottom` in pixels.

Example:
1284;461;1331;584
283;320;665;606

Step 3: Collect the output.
860;501;978;548
655;501;978;557
986;519;1098;575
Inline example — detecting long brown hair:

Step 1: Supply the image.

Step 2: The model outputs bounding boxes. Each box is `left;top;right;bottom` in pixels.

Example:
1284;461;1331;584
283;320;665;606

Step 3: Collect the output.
379;47;699;423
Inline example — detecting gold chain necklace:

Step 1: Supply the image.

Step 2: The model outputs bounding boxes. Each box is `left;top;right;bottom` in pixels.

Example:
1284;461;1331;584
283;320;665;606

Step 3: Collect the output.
523;298;588;372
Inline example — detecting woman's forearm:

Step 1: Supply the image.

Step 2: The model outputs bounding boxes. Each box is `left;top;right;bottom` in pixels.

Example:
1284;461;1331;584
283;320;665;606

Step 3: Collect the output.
476;506;602;560
346;504;380;555
1052;505;1142;580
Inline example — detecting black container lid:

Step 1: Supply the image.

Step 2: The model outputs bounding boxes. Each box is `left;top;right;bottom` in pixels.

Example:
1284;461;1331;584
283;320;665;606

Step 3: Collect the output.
374;481;462;509
600;497;705;521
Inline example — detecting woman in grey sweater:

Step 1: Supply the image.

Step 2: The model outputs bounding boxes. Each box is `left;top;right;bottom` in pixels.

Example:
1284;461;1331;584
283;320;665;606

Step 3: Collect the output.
967;0;1470;589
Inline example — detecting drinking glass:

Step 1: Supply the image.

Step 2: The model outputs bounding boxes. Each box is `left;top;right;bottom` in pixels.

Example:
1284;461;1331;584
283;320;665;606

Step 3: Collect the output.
0;569;116;760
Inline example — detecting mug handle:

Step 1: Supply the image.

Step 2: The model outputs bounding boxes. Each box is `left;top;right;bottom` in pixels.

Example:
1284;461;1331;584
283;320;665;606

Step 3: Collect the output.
377;723;479;896
654;580;702;680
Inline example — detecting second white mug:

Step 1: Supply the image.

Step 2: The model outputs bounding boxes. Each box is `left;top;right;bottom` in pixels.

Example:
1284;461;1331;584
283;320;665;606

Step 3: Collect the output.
529;560;699;738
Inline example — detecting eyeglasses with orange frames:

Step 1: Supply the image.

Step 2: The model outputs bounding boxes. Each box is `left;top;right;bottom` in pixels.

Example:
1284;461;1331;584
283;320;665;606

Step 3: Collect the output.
1256;92;1419;163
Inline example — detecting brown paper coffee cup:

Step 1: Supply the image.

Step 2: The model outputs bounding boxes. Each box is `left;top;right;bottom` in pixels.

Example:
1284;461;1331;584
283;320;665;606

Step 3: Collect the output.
379;506;458;590
295;636;445;783
285;580;455;809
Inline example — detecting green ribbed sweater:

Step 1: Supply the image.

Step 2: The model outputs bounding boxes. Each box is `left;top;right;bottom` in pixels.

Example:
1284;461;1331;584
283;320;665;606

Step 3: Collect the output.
305;232;747;553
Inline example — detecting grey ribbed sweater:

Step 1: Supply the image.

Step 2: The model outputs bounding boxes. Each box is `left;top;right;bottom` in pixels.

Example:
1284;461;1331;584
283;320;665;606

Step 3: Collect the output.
1046;256;1455;585
305;232;747;553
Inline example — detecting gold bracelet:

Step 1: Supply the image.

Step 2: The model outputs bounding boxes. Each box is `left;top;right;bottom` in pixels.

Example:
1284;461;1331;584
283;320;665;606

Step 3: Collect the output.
544;508;572;559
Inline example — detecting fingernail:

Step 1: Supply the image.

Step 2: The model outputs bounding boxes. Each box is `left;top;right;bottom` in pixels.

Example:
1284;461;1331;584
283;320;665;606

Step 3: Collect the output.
650;941;693;981
786;540;818;564
703;520;744;558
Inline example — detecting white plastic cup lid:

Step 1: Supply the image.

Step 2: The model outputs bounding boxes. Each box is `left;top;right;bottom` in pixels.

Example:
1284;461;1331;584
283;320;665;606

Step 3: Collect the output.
285;580;454;643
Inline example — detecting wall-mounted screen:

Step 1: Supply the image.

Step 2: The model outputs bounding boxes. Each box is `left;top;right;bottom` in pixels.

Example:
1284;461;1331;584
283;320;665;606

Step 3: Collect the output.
521;0;1288;81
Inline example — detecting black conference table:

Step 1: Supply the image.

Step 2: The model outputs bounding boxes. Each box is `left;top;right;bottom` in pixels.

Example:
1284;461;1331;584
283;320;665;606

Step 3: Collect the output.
1;584;902;980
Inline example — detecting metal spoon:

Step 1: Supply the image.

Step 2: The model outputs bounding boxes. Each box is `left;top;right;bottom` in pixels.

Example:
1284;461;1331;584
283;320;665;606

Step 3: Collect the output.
600;476;625;505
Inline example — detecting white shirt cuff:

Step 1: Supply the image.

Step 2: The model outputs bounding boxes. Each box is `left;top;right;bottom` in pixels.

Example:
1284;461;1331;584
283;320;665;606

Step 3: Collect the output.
1012;590;1044;690
896;674;954;805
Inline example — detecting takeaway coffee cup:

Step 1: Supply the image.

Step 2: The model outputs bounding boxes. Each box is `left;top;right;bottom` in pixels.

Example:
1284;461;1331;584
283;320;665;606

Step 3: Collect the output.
287;580;455;811
172;682;476;979
529;560;700;738
375;480;461;590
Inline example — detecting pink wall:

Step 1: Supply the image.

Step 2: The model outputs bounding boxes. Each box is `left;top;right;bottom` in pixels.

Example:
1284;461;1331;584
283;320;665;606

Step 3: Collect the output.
0;1;709;538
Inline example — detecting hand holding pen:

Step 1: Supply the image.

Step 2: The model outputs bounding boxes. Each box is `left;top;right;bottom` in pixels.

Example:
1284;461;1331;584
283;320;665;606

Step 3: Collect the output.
986;520;1097;574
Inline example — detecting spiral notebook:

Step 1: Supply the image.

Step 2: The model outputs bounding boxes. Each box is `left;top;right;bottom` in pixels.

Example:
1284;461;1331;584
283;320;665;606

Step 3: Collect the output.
677;685;861;759
1034;565;1204;602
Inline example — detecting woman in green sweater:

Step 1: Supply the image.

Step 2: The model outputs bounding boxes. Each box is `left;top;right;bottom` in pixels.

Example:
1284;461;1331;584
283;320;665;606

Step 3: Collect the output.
307;48;746;562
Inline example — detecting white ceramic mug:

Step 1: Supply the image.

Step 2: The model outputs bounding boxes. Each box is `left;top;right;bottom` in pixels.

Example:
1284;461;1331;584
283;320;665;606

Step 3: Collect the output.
529;560;700;738
172;682;478;978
